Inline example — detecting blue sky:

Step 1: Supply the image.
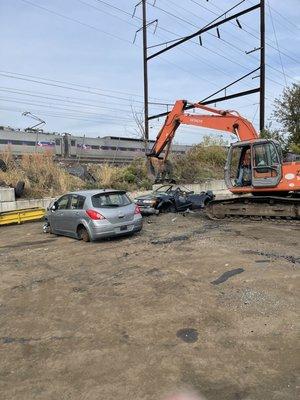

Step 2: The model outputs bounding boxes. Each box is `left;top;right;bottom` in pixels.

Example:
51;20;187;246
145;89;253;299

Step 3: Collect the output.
0;0;299;145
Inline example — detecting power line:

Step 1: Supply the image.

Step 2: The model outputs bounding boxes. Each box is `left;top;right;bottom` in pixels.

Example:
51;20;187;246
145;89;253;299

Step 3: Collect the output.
163;0;295;82
0;70;174;104
86;0;289;96
81;0;251;89
267;0;288;86
17;0;223;99
148;0;256;59
19;0;133;44
0;97;135;121
0;72;146;104
0;105;137;126
189;0;299;63
248;0;299;30
147;0;294;89
0;88;146;114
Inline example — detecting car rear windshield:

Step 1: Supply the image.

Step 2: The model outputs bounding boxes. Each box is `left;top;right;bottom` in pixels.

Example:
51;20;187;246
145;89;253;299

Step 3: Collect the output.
91;192;131;208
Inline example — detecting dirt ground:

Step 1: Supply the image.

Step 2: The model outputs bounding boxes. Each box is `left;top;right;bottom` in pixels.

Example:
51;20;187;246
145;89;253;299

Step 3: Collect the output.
0;213;299;400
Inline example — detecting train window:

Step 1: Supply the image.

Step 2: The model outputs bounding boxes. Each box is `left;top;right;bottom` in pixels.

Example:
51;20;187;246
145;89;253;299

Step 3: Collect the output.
0;139;8;144
23;141;35;146
101;146;117;151
91;145;99;150
55;139;60;145
71;140;76;146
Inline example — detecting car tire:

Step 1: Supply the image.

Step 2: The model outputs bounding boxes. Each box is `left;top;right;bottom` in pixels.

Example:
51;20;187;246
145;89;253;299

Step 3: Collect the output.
78;226;90;242
14;181;25;198
0;159;7;172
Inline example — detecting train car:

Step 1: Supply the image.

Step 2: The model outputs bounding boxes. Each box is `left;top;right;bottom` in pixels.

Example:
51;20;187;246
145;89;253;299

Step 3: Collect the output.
0;126;62;156
0;126;190;163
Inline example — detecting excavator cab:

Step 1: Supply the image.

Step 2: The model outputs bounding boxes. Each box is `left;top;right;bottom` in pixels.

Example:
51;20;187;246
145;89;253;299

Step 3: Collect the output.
226;139;283;190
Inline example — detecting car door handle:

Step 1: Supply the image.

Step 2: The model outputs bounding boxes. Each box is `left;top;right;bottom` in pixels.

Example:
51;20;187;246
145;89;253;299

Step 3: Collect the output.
118;214;125;218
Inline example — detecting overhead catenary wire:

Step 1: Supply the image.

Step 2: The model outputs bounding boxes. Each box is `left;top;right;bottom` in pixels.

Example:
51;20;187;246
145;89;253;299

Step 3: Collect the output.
0;97;136;121
162;0;296;81
16;0;228;98
266;0;288;86
0;105;140;127
79;0;258;88
4;1;292;136
19;0;133;45
188;0;299;63
148;0;296;84
0;88;149;114
77;0;282;99
77;0;293;104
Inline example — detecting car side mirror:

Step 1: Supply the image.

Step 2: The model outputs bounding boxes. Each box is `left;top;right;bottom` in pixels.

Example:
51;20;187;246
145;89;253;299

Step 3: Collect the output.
51;202;58;212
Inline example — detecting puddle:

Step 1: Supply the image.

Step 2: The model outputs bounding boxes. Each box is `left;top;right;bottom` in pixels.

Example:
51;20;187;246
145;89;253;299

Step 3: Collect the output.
146;268;165;277
242;249;299;264
176;328;198;343
0;239;57;250
211;268;244;285
151;235;189;245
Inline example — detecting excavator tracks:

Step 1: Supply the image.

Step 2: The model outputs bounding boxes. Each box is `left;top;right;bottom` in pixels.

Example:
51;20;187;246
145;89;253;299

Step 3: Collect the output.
205;196;300;222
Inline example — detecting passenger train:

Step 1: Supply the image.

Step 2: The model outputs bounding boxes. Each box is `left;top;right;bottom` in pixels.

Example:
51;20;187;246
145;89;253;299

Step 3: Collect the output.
0;126;190;164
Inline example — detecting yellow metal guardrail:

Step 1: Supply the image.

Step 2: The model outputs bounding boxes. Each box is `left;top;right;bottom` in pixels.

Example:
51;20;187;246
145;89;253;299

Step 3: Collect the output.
0;207;45;226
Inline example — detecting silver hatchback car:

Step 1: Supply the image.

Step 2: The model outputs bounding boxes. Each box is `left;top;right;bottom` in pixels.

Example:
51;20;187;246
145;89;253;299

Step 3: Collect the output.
46;189;143;242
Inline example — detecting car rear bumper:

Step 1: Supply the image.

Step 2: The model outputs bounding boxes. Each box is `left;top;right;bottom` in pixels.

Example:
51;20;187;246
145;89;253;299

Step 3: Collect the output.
88;218;143;240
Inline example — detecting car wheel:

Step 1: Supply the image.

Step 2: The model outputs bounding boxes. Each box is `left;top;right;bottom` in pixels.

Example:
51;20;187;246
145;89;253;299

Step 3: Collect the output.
14;181;25;198
77;226;90;242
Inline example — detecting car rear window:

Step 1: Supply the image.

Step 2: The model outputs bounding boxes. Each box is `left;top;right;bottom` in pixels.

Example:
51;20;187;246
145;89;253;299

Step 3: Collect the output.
91;192;131;208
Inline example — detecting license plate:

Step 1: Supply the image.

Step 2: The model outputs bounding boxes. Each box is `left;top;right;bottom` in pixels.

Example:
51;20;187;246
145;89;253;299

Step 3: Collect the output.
120;225;127;231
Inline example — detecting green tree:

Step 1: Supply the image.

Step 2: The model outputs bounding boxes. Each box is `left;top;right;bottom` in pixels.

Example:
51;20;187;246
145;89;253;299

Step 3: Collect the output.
273;84;300;152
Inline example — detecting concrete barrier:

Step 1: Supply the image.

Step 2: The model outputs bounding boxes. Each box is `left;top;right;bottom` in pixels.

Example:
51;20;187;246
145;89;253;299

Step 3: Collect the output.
0;187;15;203
0;197;54;213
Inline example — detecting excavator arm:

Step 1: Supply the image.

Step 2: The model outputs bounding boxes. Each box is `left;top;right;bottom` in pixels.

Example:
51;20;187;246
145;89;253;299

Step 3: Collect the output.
148;100;258;158
147;100;259;182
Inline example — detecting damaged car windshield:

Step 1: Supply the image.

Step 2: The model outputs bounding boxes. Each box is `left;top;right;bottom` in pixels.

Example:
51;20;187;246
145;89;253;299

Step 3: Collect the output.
92;192;131;208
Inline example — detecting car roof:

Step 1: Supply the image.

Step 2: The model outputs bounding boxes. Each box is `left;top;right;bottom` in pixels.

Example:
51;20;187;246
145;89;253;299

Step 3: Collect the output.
67;189;125;196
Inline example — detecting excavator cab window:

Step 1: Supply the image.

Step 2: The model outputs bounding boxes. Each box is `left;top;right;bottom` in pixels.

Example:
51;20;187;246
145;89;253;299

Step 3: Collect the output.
251;141;282;188
228;145;252;188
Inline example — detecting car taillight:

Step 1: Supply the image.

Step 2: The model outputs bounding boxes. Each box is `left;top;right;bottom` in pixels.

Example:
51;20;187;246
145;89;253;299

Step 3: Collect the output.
86;209;105;220
134;205;141;215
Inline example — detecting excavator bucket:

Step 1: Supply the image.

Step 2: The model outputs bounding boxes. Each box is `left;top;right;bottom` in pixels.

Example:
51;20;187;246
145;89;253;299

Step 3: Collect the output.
146;157;158;182
146;157;174;183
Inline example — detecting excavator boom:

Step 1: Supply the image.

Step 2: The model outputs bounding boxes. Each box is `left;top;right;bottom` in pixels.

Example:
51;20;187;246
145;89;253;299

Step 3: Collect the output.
148;100;258;159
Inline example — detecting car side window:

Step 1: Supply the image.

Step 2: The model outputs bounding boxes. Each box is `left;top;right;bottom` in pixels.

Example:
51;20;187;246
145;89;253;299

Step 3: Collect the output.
70;195;85;210
56;195;70;210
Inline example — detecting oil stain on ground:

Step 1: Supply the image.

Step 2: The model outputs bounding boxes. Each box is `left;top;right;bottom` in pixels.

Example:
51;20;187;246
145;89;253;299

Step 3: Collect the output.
211;268;244;285
176;328;198;343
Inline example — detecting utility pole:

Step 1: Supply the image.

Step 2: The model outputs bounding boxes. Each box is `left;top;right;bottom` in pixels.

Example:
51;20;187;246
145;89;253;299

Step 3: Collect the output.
260;0;265;132
142;0;149;143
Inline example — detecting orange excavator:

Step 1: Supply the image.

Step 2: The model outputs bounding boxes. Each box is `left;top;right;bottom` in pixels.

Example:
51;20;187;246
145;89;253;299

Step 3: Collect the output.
147;100;300;219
